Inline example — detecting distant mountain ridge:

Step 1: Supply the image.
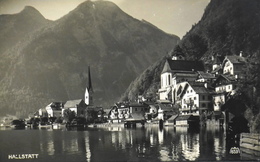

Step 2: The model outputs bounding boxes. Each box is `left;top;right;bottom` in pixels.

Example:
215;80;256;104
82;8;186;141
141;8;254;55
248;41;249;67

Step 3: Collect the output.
0;1;179;117
0;6;51;55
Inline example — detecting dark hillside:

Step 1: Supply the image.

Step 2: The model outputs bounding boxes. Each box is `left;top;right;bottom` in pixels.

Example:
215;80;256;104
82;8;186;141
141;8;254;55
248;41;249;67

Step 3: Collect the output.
0;1;179;117
0;6;51;55
122;0;260;132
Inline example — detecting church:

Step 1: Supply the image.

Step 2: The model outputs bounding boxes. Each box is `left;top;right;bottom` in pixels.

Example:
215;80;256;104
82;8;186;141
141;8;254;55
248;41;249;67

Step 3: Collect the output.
85;66;94;106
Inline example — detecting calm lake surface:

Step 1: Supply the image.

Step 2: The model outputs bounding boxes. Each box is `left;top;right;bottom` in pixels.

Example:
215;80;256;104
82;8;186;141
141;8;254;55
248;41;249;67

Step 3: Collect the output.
0;126;253;162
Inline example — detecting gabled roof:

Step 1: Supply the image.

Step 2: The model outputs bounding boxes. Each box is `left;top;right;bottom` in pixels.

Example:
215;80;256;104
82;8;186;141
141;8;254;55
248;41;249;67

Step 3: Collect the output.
224;55;246;64
64;99;84;108
161;59;204;74
213;74;237;87
180;82;212;98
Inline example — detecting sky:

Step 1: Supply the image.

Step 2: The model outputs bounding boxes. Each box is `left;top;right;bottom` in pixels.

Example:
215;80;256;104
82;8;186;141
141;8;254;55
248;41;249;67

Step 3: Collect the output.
0;0;210;38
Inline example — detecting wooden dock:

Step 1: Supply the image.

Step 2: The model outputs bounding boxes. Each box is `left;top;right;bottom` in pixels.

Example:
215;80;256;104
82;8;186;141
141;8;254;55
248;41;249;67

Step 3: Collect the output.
240;133;260;160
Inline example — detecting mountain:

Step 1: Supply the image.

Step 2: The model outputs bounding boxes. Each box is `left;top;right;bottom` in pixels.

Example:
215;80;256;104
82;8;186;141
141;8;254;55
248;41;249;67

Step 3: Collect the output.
122;0;260;105
0;1;179;117
0;6;51;55
121;0;260;131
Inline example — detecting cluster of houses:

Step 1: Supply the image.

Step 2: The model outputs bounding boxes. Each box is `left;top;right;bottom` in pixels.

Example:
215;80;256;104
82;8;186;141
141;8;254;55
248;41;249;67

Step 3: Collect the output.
158;51;246;127
32;66;99;124
29;52;247;128
109;52;247;128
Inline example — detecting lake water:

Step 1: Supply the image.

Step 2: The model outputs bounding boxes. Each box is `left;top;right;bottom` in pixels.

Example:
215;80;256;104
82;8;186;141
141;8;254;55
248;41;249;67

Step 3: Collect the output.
0;126;253;162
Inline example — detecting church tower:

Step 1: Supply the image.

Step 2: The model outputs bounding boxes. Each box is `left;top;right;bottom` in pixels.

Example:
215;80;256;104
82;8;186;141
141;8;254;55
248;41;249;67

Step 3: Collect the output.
85;66;94;106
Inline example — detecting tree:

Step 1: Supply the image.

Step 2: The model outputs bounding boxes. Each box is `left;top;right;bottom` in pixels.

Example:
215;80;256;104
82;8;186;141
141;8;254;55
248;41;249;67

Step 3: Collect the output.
63;109;76;123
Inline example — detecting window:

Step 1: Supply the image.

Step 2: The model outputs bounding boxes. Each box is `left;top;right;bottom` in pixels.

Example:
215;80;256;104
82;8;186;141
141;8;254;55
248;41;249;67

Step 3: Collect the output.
202;103;206;107
202;95;205;100
135;108;137;111
194;97;197;100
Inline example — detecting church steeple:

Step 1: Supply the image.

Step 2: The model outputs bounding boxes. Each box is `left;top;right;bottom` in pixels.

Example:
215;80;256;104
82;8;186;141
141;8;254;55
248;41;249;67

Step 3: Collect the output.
87;66;93;93
85;66;94;106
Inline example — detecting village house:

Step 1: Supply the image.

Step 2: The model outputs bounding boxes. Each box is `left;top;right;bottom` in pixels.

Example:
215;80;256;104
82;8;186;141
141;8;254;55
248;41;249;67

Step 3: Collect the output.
178;82;213;116
109;102;130;123
212;74;237;112
45;102;64;118
196;71;215;83
222;53;246;76
109;101;150;123
211;55;225;74
63;99;87;117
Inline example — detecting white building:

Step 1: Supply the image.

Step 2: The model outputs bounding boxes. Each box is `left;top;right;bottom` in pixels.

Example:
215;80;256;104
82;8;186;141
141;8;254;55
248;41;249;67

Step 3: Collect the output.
178;82;213;116
212;74;237;111
222;54;246;76
158;58;204;103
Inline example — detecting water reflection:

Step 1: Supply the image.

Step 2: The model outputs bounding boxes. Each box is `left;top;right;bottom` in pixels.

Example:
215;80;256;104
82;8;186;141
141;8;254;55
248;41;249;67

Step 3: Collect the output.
0;126;237;161
84;132;91;162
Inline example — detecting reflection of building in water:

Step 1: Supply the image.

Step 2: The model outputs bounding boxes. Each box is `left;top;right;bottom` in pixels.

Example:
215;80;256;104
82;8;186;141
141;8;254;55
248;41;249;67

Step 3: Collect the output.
39;132;55;156
150;134;154;146
214;136;226;161
84;132;91;162
47;140;55;156
158;128;164;144
71;138;79;152
160;147;172;161
181;134;200;161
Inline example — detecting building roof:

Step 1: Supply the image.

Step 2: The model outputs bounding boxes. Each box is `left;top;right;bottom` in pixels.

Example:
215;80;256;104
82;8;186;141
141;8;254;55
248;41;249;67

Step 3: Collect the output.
64;99;84;108
158;103;173;112
213;74;237;87
179;82;213;99
167;114;178;121
197;71;215;79
47;102;64;110
174;72;198;78
192;85;211;94
162;59;204;74
176;115;199;121
176;115;192;121
225;55;247;64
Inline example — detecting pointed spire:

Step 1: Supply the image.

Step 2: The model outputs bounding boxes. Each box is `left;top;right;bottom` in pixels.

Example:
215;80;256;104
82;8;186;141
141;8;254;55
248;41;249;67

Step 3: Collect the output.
88;66;93;93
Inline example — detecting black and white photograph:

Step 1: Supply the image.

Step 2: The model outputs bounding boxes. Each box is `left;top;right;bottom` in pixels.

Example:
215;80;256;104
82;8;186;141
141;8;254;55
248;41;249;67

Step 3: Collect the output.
0;0;259;161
